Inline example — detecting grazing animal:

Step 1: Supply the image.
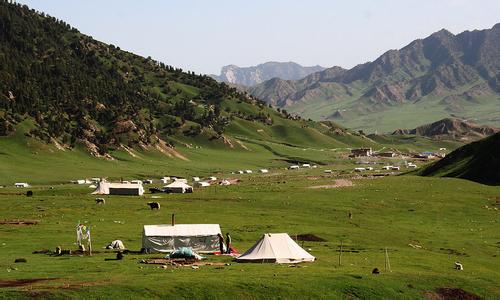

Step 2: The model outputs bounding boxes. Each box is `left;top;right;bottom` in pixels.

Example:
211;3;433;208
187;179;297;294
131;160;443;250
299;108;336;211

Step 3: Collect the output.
26;191;33;197
147;202;160;210
372;268;380;274
454;262;463;270
95;198;105;204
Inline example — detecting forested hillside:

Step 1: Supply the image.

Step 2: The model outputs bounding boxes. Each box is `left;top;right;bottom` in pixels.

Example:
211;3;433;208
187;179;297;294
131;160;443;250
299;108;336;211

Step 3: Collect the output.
1;1;318;157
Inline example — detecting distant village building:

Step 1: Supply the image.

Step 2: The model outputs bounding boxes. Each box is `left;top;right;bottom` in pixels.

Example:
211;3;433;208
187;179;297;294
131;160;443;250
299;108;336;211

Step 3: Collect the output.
375;152;397;158
351;148;372;157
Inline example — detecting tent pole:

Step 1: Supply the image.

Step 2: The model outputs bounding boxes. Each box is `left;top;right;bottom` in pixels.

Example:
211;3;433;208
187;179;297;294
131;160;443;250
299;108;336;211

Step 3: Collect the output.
385;247;391;272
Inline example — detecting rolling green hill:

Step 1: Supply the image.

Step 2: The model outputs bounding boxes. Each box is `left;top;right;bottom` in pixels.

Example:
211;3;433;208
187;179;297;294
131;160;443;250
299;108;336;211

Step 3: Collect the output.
0;1;372;166
417;132;500;185
0;1;398;185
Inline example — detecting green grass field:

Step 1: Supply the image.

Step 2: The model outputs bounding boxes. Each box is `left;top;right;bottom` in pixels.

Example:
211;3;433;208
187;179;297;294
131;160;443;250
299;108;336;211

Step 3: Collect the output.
0;164;499;299
1;122;496;299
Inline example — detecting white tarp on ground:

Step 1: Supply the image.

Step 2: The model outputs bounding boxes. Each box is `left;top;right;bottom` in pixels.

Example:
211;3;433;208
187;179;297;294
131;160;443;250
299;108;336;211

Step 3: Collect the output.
92;181;144;196
142;224;221;253
237;233;316;264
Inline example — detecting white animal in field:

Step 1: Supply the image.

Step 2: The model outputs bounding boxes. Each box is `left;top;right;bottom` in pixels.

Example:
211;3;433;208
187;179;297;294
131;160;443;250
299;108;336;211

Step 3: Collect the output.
454;262;463;270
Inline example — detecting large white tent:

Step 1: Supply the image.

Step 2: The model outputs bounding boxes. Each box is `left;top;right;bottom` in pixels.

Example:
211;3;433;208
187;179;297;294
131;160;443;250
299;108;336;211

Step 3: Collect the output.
164;181;193;193
142;224;221;253
92;181;144;196
237;233;315;263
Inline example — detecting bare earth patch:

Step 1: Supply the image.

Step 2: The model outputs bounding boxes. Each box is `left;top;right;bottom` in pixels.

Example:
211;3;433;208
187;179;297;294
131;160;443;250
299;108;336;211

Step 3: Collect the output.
423;287;483;300
0;278;57;288
308;179;353;189
0;219;39;225
295;234;327;242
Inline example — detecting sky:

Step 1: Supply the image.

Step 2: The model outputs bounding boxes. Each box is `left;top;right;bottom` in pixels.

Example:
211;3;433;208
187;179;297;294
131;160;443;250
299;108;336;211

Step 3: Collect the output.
16;0;500;75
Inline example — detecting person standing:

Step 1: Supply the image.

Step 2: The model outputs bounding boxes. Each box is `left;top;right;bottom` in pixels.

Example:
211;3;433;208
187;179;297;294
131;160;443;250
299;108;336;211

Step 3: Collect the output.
217;233;225;254
226;233;232;254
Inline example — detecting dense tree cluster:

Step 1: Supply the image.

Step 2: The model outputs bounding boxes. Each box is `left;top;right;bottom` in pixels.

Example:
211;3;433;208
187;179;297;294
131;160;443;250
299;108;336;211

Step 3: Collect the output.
0;1;270;153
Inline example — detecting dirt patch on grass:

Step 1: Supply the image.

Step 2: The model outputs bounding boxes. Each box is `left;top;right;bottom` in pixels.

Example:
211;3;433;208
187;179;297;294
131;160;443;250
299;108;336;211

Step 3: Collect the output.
295;234;327;242
0;278;57;288
0;219;39;225
423;287;483;300
308;179;353;189
439;248;469;257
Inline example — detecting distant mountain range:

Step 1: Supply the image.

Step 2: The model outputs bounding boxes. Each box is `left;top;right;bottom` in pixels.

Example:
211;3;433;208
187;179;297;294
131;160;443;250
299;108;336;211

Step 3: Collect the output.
249;24;500;133
210;62;325;86
392;118;498;141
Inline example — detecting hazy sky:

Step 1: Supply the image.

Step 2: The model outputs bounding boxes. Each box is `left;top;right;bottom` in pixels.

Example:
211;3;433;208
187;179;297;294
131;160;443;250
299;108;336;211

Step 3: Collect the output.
17;0;500;75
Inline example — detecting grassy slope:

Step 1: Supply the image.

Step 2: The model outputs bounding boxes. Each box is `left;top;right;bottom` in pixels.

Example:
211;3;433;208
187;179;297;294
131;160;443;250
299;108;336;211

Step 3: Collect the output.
287;82;500;134
0;171;498;299
0;117;464;185
417;133;500;185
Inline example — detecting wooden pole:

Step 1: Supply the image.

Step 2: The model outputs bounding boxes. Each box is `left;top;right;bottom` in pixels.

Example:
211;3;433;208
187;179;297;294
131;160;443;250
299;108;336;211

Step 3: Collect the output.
338;240;343;266
385;247;391;272
88;227;92;256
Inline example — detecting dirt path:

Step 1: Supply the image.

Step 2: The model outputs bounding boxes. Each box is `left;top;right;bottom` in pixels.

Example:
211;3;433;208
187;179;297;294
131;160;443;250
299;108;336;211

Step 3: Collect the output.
308;179;354;189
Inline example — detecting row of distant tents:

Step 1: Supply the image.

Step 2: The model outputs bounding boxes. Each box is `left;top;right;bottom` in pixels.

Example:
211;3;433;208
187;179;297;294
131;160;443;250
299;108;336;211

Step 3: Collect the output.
142;223;314;264
13;163;316;191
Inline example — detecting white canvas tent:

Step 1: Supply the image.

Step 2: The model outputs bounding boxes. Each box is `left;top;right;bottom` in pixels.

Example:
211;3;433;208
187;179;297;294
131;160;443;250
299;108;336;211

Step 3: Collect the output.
237;233;315;264
173;178;188;184
92;181;144;196
142;224;221;253
194;181;210;188
164;181;193;193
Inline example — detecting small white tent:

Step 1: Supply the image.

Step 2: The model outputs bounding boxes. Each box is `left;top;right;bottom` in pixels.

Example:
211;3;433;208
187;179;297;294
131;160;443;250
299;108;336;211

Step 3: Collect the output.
142;224;221;253
194;181;210;188
164;181;193;193
173;178;188;184
237;233;315;264
92;181;144;196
